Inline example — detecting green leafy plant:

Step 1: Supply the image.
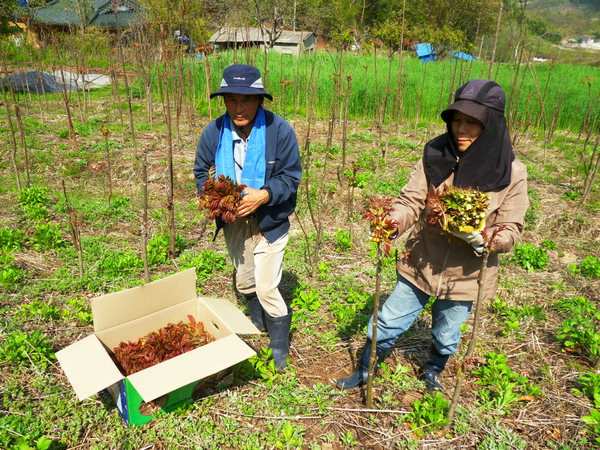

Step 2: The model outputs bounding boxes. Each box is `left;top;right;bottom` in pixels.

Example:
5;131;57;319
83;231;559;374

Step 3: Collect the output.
16;296;91;325
478;421;527;449
19;186;50;220
426;186;489;233
339;431;358;447
291;288;321;312
178;249;228;287
348;131;376;143
291;287;323;332
510;243;550;272
376;362;425;391
328;287;370;337
97;249;142;277
0;228;26;252
62;297;93;325
262;376;335;417
582;408;600;446
554;296;600;319
491;299;546;337
19;186;49;207
473;352;541;414
31;223;66;251
556;317;600;363
0;266;23;289
562;190;581;201
248;348;280;387
524;200;540;228
18;299;63;321
541;239;557;250
107;196;133;218
316;261;330;281
0;330;56;370
91;138;123;152
554;296;600;364
371;169;409;196
265;421;304;449
57;129;69;138
404;391;449;436
570;256;600;278
333;228;352;252
11;435;54;450
147;233;186;265
344;165;373;188
573;371;600;408
0;254;24;289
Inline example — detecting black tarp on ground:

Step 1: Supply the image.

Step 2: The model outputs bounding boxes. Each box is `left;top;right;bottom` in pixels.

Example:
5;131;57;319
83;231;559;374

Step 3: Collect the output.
0;70;75;94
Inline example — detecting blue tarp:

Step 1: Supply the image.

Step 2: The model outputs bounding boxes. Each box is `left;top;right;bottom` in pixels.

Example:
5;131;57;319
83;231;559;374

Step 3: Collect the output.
414;43;436;62
414;43;476;63
454;51;475;61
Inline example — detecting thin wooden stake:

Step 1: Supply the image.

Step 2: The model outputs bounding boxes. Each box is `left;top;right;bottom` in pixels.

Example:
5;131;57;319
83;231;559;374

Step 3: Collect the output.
443;250;489;433
141;146;150;283
3;90;22;191
366;244;383;408
62;181;84;279
161;65;176;258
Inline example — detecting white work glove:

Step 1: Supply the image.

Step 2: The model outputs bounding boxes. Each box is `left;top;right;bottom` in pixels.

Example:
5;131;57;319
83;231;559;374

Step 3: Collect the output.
450;230;484;254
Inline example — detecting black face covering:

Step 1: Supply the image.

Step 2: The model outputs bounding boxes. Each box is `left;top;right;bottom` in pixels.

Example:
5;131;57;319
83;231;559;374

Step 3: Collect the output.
423;108;515;192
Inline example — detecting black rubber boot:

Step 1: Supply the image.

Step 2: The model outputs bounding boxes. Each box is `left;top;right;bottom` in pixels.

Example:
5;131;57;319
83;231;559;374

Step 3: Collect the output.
265;311;292;370
245;294;266;332
335;340;386;389
419;346;450;391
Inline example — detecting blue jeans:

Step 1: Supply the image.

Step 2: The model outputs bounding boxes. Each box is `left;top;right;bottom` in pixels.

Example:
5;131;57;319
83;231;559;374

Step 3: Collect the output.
367;275;473;356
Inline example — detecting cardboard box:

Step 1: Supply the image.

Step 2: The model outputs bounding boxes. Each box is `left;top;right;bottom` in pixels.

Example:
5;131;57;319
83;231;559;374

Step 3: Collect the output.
56;268;260;425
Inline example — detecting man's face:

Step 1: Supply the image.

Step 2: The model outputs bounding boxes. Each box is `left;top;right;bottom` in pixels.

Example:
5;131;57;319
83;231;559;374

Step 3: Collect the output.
223;94;261;129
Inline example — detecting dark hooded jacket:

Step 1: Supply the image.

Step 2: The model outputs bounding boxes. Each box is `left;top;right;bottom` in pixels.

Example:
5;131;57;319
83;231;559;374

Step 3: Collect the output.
389;92;528;301
194;110;301;243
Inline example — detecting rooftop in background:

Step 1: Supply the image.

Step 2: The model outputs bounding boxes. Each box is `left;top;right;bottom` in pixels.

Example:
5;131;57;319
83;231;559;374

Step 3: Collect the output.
209;27;317;56
209;27;315;45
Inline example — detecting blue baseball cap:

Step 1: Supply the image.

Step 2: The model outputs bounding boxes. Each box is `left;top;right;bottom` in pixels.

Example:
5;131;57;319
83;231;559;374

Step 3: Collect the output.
210;64;273;100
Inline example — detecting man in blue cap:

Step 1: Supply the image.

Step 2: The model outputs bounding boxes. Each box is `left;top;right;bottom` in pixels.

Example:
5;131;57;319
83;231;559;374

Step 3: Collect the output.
193;64;301;370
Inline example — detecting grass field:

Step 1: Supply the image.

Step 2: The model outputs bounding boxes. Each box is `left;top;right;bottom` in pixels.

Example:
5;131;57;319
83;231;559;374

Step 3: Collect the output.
4;36;600;133
174;50;600;133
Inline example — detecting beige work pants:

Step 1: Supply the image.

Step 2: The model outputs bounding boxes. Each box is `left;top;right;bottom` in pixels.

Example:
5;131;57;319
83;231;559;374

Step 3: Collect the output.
223;216;289;317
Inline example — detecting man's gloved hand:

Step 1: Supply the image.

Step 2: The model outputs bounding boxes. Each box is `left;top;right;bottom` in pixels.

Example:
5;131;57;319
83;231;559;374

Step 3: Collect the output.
449;230;484;246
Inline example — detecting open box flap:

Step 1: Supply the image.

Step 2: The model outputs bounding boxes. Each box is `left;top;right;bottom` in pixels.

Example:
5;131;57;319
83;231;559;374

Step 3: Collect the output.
200;297;261;335
127;334;255;402
56;335;123;400
91;268;197;332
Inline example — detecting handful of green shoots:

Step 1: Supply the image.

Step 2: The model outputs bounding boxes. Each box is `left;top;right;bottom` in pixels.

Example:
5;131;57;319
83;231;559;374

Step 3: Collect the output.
426;186;489;233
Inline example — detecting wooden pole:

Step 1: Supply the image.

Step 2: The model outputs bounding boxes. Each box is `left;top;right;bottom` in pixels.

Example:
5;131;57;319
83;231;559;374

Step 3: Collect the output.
366;244;383;408
443;250;490;433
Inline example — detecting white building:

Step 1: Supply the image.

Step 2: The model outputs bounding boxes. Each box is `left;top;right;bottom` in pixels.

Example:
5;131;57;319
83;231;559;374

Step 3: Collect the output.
209;27;317;56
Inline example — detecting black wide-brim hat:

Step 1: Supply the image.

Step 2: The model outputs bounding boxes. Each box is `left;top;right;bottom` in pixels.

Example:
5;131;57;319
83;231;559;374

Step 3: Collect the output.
441;79;506;125
210;64;273;100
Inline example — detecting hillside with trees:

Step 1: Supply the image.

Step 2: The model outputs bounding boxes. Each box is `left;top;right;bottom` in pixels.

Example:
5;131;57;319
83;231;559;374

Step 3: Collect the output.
527;0;600;39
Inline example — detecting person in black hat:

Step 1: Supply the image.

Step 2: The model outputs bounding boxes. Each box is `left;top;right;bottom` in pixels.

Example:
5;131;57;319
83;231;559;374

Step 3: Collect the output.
336;79;529;391
193;64;301;370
